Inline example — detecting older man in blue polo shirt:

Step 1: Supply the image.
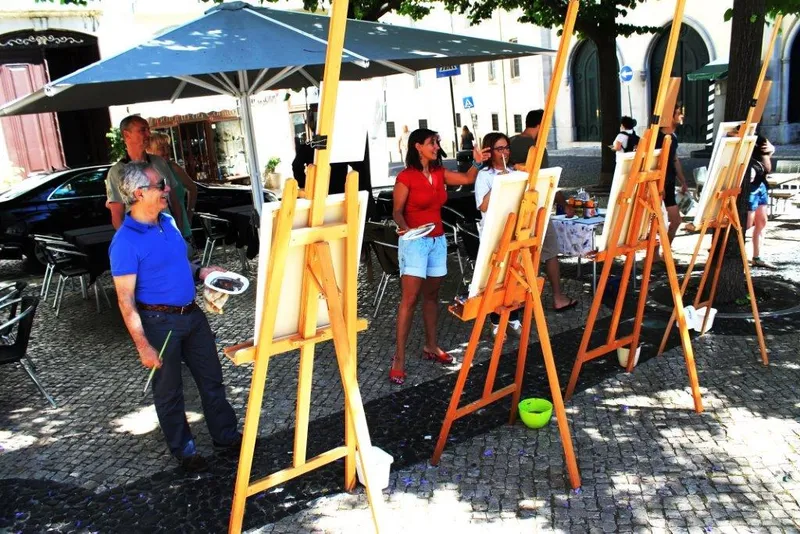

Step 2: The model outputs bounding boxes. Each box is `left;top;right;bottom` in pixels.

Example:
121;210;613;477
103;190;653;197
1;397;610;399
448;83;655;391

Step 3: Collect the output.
110;161;239;472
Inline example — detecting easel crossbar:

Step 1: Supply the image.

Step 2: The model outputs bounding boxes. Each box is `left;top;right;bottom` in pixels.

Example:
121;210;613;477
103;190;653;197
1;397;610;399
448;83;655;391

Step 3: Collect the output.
454;384;517;419
246;446;348;496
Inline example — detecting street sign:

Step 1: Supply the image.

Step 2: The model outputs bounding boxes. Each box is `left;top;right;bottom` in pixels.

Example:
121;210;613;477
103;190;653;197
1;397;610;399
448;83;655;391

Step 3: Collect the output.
436;65;461;78
619;65;634;84
462;96;475;109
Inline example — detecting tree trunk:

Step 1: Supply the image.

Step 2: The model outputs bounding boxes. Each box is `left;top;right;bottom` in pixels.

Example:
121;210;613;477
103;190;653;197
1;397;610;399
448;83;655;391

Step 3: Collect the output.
594;31;622;187
709;0;765;304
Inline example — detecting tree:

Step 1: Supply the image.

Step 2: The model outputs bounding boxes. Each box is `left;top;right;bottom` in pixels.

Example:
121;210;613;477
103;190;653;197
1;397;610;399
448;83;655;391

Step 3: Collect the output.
429;0;661;187
712;0;799;303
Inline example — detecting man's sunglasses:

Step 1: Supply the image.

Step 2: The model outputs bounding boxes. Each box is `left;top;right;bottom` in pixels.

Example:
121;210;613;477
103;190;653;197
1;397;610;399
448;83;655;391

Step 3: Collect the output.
140;179;167;191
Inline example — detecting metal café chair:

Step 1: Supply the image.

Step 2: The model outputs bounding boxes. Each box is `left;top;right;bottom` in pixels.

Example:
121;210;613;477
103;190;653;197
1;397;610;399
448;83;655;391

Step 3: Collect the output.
197;212;231;267
31;234;71;302
0;296;57;408
454;220;481;298
44;245;111;317
371;238;399;318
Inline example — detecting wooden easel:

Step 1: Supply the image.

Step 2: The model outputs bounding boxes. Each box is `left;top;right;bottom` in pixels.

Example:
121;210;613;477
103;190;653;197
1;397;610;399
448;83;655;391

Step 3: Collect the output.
657;17;783;365
224;0;385;532
430;0;581;491
564;0;703;413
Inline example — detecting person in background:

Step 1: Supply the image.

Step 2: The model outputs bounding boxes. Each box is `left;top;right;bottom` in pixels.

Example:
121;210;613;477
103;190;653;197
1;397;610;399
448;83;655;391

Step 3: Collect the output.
473;131;522;334
508;111;578;314
655;104;689;260
147;132;197;253
106;116;182;231
461;126;475;151
728;127;776;268
612;116;639;153
390;129;489;385
110;161;240;473
398;125;410;162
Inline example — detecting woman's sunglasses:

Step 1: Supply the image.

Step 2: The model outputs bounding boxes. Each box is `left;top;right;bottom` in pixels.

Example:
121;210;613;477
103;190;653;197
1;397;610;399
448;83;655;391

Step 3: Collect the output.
492;145;510;152
141;179;167;191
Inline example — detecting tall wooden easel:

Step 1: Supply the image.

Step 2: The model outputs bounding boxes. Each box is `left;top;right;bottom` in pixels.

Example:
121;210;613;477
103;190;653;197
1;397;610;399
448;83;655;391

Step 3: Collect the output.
430;0;581;491
564;0;703;413
224;1;385;532
657;17;783;364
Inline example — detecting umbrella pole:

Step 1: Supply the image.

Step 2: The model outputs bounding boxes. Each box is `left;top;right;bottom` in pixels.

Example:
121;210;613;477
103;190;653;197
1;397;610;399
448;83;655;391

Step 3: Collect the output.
240;92;265;215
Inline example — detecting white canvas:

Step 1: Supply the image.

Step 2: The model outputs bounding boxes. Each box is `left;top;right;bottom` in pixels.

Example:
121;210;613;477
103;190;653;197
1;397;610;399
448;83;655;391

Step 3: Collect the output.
705;121;757;182
692;135;757;227
596;150;662;252
254;190;369;343
468;168;562;298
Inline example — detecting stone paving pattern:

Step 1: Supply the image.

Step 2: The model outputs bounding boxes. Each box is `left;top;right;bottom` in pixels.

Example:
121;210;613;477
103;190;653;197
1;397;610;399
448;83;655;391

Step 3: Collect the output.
2;149;800;532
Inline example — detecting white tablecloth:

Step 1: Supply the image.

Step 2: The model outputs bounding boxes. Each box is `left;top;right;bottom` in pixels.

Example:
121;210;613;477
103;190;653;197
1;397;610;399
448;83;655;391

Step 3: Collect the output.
550;214;606;257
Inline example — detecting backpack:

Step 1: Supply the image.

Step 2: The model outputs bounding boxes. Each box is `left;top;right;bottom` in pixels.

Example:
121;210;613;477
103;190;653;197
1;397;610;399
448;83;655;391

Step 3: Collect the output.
621;131;639;152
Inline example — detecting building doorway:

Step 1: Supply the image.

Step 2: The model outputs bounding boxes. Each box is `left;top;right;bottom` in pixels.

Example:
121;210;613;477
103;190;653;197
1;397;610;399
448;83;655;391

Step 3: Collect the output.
649;25;710;143
788;32;800;124
0;29;110;175
572;39;601;142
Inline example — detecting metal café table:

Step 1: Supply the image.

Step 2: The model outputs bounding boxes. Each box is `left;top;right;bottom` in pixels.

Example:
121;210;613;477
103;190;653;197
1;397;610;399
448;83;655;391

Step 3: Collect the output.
62;225;116;282
217;205;259;260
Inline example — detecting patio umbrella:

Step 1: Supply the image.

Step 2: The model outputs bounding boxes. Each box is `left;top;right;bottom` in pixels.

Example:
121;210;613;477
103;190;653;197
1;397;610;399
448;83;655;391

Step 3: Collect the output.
0;1;553;212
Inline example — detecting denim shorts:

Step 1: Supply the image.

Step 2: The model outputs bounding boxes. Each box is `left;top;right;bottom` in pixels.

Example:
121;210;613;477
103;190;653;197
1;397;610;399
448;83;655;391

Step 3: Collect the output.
399;235;447;278
748;182;768;211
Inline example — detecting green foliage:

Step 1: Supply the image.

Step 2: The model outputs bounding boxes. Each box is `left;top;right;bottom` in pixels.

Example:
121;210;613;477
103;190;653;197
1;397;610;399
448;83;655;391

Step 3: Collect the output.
265;157;281;174
105;127;126;162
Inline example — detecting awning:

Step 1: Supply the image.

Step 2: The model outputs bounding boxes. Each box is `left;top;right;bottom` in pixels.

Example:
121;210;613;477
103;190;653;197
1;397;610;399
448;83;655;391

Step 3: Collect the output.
687;62;728;81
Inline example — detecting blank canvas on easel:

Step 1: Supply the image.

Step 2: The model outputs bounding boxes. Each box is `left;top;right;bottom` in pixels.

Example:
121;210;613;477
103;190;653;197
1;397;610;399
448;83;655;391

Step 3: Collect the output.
469;167;562;297
596;151;661;252
693;135;757;228
254;191;369;342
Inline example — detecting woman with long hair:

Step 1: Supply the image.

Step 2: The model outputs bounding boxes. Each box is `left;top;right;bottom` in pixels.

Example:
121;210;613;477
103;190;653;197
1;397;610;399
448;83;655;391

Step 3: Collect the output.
390;128;488;384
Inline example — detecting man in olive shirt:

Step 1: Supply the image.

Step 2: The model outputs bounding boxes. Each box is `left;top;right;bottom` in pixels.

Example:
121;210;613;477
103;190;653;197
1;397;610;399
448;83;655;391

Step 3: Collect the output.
508;109;577;313
106;115;181;230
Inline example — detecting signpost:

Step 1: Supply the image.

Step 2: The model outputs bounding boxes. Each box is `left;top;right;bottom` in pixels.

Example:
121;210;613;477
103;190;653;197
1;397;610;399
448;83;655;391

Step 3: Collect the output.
462;96;475;109
437;66;463;154
619;65;634;116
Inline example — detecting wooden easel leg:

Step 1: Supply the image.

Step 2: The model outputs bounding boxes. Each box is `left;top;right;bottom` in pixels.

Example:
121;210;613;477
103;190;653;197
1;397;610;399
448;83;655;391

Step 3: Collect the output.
522;252;581;489
565;254;614;400
658;219;712;355
606;251;636;344
510;292;534;425
729;206;769;365
697;224;732;335
483;309;511;398
312;243;384;531
649;183;703;413
627;222;658;373
431;310;487;465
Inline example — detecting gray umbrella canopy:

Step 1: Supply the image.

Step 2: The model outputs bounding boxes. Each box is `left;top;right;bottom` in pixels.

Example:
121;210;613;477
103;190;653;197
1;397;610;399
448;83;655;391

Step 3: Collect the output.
0;1;552;211
0;1;551;115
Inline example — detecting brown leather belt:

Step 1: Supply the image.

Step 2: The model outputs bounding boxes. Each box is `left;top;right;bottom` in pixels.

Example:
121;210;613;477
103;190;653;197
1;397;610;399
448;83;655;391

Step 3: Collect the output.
137;301;197;315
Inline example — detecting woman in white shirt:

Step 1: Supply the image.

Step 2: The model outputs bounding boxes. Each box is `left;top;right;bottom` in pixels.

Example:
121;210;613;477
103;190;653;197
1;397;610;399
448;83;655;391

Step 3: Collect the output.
612;116;638;152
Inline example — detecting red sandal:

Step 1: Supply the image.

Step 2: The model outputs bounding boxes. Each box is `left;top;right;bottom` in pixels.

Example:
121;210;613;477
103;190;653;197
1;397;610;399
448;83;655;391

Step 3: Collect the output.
389;368;406;385
389;354;406;385
422;348;453;364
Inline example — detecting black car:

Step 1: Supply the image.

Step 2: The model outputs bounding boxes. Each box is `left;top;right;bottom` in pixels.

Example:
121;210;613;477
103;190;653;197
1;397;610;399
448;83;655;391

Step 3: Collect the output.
0;165;272;268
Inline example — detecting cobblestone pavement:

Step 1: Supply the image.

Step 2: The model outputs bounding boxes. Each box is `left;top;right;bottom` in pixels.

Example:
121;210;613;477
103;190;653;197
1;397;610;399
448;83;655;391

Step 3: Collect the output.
1;188;800;532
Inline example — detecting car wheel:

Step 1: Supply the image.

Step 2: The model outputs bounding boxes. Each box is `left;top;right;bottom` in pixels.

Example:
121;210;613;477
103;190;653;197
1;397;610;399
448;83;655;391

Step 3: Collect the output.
23;241;47;274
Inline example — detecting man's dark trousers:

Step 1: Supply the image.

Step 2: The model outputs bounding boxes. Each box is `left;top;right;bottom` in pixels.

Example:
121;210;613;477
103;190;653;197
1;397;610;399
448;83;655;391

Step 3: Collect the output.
141;307;238;458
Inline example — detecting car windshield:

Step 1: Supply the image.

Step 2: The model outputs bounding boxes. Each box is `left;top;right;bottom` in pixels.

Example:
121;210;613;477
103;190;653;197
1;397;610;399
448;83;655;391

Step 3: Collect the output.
0;173;58;201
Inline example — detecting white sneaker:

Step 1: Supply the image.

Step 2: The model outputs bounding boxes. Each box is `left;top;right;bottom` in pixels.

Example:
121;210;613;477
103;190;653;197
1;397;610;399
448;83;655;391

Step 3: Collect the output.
509;319;522;333
492;323;499;336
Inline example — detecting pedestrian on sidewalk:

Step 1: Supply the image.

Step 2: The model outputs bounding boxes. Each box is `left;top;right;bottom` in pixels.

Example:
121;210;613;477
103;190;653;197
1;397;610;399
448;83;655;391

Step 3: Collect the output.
612;116;639;153
508;110;578;313
730;127;776;268
655;104;689;261
389;129;489;385
110;161;241;473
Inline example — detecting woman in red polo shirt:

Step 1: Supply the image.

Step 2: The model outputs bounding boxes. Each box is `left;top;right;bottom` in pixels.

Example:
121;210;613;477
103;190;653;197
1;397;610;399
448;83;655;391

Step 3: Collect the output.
390;129;489;384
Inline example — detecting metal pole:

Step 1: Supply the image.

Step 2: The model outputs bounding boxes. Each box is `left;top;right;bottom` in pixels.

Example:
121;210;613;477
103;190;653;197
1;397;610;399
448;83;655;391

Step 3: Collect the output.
239;93;264;215
450;77;459;153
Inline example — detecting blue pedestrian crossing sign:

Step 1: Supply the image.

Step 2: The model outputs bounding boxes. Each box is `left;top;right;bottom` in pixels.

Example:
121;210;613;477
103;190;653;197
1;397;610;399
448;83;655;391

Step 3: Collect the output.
436;65;461;78
462;96;475;109
619;65;634;84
